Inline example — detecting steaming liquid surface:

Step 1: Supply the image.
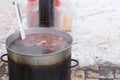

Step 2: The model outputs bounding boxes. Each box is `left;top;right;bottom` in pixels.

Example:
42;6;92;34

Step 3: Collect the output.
9;33;69;54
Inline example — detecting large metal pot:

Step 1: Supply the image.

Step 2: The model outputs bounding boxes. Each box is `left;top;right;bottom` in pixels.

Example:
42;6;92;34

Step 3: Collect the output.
1;28;79;80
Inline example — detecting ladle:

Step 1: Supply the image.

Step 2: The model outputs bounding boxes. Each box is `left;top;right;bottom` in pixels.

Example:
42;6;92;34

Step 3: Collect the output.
13;1;25;40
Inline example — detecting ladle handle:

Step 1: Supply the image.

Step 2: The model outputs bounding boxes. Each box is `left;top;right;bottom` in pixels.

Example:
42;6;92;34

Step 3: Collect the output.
1;54;8;63
70;59;79;68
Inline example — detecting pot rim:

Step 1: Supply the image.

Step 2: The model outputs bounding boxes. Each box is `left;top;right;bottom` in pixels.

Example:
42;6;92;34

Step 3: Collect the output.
6;28;73;57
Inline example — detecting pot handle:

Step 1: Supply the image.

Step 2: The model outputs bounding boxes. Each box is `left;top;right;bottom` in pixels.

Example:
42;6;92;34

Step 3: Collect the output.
1;54;8;62
71;59;79;68
1;54;79;67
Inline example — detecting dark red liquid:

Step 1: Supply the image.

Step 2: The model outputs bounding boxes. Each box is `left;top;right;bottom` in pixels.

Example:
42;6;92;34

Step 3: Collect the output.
9;33;69;54
8;56;71;80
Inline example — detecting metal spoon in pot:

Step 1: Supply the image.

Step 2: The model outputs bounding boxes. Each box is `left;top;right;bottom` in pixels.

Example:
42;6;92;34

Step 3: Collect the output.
13;1;25;40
